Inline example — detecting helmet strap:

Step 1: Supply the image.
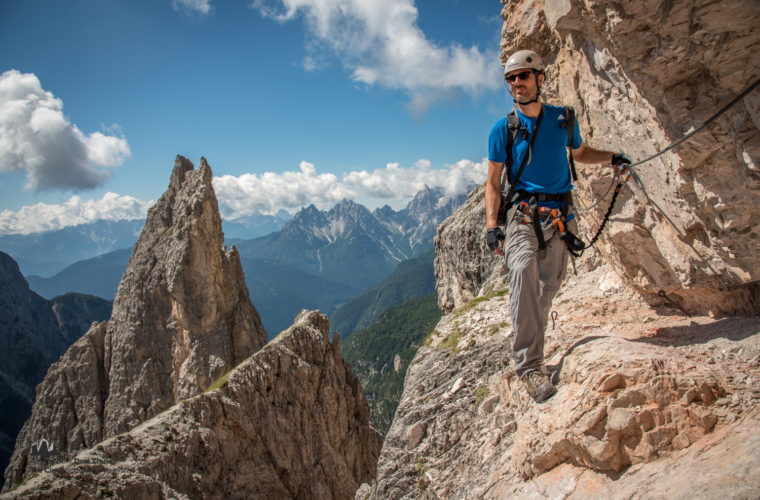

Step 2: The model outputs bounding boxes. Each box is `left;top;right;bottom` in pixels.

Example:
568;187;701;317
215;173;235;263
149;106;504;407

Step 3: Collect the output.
515;86;541;105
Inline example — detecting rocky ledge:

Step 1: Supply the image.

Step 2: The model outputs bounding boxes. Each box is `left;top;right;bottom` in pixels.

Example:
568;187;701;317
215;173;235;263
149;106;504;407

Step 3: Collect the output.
364;261;760;499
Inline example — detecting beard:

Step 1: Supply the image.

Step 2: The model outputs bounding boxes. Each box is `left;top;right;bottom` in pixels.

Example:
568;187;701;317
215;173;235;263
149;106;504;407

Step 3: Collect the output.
512;86;540;105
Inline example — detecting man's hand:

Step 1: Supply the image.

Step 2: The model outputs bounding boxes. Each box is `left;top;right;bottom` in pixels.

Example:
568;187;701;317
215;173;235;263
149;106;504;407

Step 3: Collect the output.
611;152;631;166
611;152;632;180
487;227;505;256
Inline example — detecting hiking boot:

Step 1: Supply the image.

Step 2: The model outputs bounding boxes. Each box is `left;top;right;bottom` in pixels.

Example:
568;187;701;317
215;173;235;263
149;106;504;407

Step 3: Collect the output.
520;367;557;403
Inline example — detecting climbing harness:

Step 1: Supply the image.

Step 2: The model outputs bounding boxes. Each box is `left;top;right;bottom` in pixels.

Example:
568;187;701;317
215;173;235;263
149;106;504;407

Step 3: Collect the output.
498;105;577;252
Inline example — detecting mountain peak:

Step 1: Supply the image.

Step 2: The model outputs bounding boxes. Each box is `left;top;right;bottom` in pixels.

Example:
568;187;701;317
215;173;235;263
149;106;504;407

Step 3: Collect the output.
329;198;372;219
4;156;268;490
168;155;195;191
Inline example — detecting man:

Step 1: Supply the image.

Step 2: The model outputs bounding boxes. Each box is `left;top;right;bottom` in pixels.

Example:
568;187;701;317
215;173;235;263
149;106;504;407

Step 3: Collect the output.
485;49;630;403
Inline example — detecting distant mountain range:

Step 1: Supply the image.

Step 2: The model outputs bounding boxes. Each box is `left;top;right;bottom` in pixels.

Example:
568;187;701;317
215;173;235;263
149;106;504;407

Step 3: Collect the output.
0;212;293;278
223;210;292;242
236;186;467;288
14;186;468;337
0;219;145;277
233;186;466;334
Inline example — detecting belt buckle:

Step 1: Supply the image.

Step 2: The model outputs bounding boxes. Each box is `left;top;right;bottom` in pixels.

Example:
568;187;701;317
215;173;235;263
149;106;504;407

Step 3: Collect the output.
537;206;552;221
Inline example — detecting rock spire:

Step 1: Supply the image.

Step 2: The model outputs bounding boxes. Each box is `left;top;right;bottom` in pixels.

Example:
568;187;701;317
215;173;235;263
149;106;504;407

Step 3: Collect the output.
3;156;268;490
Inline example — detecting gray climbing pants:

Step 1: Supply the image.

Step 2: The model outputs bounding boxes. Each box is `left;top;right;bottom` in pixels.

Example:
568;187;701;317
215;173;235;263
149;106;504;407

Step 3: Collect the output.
505;216;572;377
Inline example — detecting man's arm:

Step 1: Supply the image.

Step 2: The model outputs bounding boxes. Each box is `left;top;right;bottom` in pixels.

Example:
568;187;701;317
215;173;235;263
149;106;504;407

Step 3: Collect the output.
571;143;614;164
486;161;505;228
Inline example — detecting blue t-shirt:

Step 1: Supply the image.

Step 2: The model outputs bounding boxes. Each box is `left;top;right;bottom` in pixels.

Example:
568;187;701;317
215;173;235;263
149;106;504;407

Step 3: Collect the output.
488;104;582;204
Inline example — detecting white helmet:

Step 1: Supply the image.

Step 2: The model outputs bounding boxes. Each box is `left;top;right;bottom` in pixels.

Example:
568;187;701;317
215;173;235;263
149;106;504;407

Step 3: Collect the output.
504;50;545;75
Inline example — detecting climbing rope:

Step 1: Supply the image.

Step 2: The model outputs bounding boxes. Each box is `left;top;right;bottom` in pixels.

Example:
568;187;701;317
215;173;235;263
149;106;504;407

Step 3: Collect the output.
574;76;760;248
628;77;760;169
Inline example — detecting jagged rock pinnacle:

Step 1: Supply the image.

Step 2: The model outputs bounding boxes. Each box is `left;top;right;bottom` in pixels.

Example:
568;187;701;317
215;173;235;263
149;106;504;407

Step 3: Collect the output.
3;156;268;491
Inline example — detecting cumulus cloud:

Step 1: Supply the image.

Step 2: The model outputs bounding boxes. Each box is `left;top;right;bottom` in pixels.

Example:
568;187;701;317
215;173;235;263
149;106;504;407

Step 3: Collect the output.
213;161;357;218
213;158;487;219
0;158;486;232
0;193;153;235
0;70;131;192
250;0;502;114
172;0;211;15
344;158;487;199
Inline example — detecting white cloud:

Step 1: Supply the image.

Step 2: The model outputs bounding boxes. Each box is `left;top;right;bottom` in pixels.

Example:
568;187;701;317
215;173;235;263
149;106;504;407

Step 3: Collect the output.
0;70;131;192
213;158;487;218
172;0;211;15
0;193;153;235
213;161;357;218
344;158;487;199
250;0;502;115
0;158;487;233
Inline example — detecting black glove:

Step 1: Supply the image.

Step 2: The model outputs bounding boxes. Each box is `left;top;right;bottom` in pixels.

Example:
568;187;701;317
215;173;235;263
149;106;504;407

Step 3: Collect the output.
486;227;505;252
611;152;632;166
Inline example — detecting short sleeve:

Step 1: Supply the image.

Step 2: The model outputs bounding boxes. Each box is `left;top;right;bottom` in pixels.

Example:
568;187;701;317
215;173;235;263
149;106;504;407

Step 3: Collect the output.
572;115;582;149
488;120;508;163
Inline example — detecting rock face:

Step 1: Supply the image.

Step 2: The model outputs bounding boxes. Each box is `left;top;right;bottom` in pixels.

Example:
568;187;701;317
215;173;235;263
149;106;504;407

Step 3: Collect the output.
2;311;382;499
434;185;506;314
0;251;72;403
438;0;760;316
367;263;760;499
3;156;268;491
0;252;110;489
499;0;759;315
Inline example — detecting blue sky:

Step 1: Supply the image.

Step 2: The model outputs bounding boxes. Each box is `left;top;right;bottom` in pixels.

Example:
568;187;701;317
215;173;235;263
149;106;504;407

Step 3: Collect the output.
0;0;510;233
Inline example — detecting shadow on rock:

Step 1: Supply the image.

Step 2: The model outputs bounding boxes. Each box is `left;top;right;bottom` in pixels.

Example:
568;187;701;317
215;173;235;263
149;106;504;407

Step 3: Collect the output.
548;335;608;384
632;317;760;347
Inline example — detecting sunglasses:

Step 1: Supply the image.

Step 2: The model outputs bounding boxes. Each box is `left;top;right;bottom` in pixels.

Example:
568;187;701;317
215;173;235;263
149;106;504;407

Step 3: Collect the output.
505;70;533;83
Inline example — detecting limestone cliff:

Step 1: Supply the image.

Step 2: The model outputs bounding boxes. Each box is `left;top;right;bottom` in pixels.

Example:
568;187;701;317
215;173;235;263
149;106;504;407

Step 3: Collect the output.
3;156;268;491
509;0;760;315
2;311;382;499
439;0;760;316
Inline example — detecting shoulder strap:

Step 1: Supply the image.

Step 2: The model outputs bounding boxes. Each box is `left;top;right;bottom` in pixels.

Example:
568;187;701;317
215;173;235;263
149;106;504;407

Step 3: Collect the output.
503;106;544;206
505;111;520;183
564;106;578;182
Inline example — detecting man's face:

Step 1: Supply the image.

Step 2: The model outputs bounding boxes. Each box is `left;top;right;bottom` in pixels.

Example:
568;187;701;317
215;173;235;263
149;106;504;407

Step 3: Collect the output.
506;69;542;103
